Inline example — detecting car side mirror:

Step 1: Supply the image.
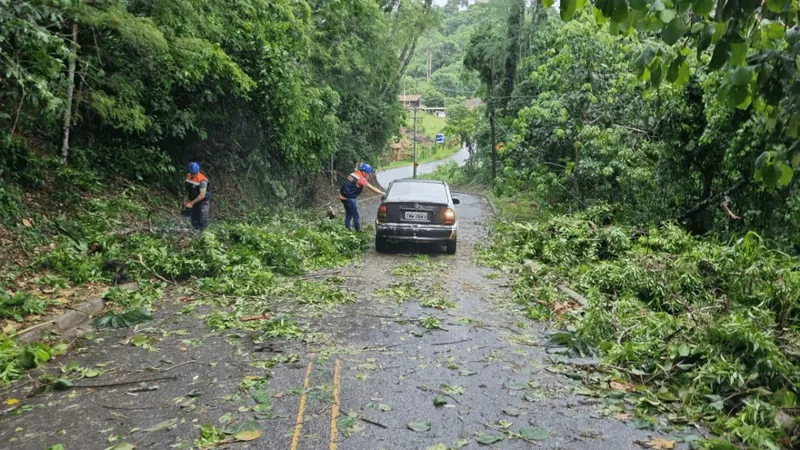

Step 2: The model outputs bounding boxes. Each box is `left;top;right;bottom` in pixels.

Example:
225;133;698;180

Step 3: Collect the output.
452;198;460;205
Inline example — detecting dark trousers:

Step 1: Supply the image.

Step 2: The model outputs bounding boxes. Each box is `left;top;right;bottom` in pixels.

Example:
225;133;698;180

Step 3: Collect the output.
341;198;360;231
191;200;210;231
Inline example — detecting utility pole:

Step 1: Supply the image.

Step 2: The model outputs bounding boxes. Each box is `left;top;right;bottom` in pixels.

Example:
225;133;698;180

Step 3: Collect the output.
413;106;418;179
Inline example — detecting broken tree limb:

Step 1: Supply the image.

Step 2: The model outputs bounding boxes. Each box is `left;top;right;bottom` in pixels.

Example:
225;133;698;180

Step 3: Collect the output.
557;284;588;308
69;375;177;389
678;177;749;221
359;417;388;429
431;338;472;346
136;254;172;284
161;360;199;372
720;196;741;220
240;314;273;322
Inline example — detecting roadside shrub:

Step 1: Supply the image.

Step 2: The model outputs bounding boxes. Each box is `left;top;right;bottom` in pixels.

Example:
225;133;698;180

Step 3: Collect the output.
484;204;800;448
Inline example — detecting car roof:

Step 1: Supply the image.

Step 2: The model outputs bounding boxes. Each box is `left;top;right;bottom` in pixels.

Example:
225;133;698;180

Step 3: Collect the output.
391;179;446;186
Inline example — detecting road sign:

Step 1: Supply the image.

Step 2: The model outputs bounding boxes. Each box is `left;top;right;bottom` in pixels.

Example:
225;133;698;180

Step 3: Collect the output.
435;134;445;144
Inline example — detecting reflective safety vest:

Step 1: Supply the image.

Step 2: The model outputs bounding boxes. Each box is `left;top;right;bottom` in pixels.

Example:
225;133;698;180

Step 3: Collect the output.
340;171;366;199
186;173;211;202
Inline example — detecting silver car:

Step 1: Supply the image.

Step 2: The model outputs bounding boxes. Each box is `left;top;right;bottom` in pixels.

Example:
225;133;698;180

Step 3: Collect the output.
375;179;460;254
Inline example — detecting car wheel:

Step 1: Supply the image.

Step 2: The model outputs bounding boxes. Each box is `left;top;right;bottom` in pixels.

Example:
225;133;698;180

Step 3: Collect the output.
376;236;389;253
445;237;457;255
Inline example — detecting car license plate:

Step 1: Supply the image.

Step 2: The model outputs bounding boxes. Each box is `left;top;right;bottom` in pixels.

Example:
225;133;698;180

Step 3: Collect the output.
404;211;428;221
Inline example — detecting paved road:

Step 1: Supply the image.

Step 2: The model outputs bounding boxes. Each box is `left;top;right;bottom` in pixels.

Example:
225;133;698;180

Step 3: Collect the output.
0;194;687;450
376;146;470;187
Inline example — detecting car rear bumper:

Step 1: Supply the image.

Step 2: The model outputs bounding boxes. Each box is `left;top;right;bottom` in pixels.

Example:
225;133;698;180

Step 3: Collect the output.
375;221;457;242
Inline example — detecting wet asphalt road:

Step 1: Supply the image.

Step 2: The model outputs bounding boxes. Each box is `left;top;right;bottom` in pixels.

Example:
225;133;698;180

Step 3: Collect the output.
375;146;470;188
0;194;690;450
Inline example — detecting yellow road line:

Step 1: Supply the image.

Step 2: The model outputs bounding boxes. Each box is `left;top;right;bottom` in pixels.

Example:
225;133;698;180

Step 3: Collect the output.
290;361;314;450
330;359;342;450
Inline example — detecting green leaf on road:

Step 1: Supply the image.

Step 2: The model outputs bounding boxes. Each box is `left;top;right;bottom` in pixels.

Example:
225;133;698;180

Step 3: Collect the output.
433;396;448;406
440;383;465;395
505;381;527;390
378;403;392;412
476;432;504;445
95;308;152;329
108;443;135;450
519;427;551;441
234;429;262;441
146;418;178;432
338;414;365;437
427;445;448;450
408;421;432;432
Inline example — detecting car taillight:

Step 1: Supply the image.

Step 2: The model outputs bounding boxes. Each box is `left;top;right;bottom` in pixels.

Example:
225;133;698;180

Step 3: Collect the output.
444;208;456;225
378;205;387;222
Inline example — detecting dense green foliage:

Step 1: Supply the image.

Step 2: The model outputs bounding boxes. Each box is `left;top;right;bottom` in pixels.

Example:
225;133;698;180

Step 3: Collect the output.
419;1;800;447
0;193;369;384
479;201;800;448
456;5;799;250
400;0;497;106
35;199;369;292
0;0;439;203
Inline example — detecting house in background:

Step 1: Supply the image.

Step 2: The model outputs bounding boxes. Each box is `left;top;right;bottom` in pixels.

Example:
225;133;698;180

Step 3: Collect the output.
398;94;421;109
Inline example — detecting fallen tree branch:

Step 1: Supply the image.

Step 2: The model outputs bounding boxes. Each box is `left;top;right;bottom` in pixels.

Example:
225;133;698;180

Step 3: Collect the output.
240;314;273;322
720;196;741;220
359;417;388;429
136;254;172;284
102;404;165;410
14;321;56;337
161;360;198;372
69;375;177;389
678;177;749;221
557;284;588;308
431;338;472;346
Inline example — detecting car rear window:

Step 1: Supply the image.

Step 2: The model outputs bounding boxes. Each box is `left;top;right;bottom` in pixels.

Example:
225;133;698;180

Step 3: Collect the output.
387;182;448;203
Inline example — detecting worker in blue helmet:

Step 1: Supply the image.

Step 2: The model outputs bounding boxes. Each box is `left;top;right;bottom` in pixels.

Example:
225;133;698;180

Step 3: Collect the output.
184;162;212;231
339;163;384;231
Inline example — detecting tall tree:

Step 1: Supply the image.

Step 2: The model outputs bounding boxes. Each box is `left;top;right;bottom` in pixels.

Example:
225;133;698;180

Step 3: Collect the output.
502;0;525;109
464;24;504;183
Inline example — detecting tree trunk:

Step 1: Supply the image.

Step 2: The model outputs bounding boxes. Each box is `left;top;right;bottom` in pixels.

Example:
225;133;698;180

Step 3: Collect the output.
488;62;497;184
61;21;78;165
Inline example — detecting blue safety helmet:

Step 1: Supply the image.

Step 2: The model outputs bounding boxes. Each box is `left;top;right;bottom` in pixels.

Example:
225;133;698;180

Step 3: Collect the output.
359;163;373;174
187;162;200;175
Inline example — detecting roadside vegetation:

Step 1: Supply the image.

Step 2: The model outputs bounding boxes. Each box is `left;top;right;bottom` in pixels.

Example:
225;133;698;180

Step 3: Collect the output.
0;178;369;384
422;1;800;449
1;0;440;388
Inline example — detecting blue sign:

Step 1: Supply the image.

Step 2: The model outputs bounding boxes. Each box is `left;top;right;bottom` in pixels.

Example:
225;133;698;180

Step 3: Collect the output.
435;134;445;144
